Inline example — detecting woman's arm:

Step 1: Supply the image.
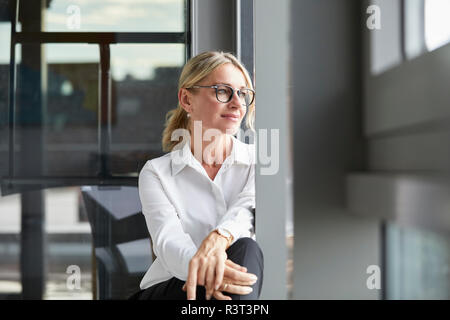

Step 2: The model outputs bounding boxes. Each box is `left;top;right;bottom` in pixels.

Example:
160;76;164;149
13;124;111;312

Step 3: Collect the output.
139;161;198;280
216;164;255;243
140;161;256;300
185;164;257;300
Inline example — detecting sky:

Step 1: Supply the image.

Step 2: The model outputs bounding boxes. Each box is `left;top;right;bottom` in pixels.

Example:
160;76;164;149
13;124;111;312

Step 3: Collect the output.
0;0;186;80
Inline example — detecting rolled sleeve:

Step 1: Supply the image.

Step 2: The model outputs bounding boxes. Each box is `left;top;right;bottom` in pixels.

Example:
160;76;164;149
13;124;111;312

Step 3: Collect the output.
139;162;197;280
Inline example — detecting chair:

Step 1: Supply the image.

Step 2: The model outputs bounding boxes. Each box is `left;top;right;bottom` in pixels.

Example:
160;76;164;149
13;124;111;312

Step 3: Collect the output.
80;186;153;300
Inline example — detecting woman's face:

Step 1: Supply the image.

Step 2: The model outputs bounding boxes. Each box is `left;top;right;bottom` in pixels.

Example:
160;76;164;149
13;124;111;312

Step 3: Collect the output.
183;63;248;135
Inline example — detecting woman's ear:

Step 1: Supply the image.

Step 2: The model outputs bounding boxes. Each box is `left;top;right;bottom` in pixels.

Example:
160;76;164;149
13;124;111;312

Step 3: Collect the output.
178;88;193;113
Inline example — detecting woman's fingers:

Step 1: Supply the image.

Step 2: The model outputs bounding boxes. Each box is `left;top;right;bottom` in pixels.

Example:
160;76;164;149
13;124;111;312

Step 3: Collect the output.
221;283;253;296
186;259;199;300
197;257;208;286
213;290;232;300
225;259;247;272
224;265;257;286
205;264;215;300
214;257;226;291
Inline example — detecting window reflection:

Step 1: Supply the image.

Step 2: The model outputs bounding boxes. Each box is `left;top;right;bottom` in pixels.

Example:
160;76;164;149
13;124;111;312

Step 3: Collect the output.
1;0;187;300
386;223;450;299
0;23;11;179
10;43;186;177
0;194;21;299
44;187;93;300
369;0;403;75
44;44;99;177
109;44;184;174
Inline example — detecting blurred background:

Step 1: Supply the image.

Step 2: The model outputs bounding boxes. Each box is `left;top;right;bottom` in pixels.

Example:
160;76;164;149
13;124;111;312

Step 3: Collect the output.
0;0;449;300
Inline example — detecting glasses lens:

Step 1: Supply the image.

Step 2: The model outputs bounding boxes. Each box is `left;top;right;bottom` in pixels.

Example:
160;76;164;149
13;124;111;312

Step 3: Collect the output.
240;89;254;106
215;85;254;106
216;85;233;103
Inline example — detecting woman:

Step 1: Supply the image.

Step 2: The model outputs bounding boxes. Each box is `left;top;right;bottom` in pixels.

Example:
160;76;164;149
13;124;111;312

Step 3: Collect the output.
131;51;263;300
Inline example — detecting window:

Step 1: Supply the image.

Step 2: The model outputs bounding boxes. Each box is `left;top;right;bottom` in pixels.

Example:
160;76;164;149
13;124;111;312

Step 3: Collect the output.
424;0;450;51
0;0;189;299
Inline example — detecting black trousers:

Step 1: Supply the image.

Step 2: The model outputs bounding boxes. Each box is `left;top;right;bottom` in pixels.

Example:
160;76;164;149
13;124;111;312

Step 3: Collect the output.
129;237;264;300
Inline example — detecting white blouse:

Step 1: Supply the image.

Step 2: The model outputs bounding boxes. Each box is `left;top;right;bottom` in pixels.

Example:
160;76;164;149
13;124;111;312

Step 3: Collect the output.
138;135;256;290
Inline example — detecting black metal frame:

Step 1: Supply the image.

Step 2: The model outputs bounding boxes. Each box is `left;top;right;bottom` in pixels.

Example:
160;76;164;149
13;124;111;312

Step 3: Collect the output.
2;0;191;196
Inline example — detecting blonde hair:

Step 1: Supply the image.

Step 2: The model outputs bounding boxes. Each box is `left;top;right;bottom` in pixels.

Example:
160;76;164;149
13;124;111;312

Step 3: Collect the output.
161;51;255;152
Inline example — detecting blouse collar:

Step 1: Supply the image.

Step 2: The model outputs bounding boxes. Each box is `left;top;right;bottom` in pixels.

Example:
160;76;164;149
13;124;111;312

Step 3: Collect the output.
170;135;253;176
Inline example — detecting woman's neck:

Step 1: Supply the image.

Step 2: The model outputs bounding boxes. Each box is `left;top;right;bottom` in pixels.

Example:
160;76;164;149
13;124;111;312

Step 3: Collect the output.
190;132;232;167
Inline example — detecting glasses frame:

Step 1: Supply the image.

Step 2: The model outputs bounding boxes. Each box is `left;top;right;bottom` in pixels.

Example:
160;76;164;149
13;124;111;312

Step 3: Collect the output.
188;84;255;107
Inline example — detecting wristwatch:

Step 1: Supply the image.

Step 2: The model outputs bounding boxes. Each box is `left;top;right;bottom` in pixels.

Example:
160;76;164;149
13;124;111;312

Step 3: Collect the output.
215;227;233;244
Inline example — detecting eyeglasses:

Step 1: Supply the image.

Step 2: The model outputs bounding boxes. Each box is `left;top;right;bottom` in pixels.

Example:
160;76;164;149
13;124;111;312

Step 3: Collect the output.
188;84;255;107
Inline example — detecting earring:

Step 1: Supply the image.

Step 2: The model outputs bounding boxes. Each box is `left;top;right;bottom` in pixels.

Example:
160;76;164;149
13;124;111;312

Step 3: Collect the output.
187;113;191;118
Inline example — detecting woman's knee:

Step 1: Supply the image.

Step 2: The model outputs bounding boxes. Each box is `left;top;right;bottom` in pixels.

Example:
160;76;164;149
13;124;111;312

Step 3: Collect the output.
227;238;264;300
232;238;263;255
227;237;264;270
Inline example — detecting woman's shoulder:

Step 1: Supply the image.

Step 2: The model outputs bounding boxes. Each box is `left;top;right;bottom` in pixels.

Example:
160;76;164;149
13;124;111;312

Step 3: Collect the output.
140;152;172;175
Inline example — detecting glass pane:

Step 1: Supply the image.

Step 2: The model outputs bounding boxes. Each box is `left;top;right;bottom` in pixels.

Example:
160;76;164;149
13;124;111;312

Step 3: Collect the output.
369;0;403;75
44;0;186;32
109;44;185;175
0;22;10;178
44;187;93;300
45;44;99;177
14;43;99;177
0;23;21;299
0;184;152;299
0;193;21;298
386;223;450;299
425;0;450;51
404;0;426;60
13;42;186;178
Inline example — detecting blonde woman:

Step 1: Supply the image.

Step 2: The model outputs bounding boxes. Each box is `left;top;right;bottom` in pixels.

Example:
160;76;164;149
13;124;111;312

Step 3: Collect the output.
130;51;263;300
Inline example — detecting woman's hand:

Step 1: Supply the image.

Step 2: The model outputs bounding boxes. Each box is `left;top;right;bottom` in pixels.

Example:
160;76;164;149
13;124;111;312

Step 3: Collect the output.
183;259;257;300
185;231;258;300
185;230;229;300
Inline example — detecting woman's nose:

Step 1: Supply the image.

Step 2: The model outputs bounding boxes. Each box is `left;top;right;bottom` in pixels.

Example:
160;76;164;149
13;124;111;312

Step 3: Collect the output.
230;90;243;107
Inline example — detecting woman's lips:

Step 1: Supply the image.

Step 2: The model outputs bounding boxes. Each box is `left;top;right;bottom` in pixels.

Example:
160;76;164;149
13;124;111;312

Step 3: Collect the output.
221;114;239;122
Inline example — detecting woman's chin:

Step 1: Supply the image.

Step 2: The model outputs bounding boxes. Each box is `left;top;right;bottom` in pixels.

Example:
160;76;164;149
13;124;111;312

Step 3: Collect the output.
221;125;239;135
